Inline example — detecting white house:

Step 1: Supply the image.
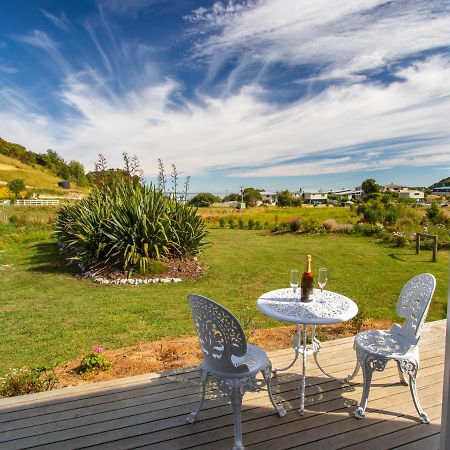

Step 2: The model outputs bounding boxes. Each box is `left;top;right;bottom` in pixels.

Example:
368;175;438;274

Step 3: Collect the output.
383;183;409;193
260;191;277;205
329;187;363;199
398;189;424;201
302;191;328;204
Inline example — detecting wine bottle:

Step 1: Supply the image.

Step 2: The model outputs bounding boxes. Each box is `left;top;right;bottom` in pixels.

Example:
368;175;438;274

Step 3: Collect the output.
301;255;314;302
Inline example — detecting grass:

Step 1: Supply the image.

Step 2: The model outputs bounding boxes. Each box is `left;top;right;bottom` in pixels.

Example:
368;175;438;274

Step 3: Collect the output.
0;220;448;374
200;205;358;227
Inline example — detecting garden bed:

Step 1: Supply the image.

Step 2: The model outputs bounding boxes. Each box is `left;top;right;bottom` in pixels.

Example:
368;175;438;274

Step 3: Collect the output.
50;319;392;390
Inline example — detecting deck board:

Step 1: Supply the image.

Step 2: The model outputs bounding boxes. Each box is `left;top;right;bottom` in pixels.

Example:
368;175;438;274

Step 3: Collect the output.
0;320;445;450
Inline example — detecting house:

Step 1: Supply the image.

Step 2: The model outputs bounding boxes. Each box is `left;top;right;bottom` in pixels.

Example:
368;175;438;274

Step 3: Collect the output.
398;189;424;201
302;190;328;204
432;186;450;196
383;183;409;193
328;187;363;199
260;191;277;205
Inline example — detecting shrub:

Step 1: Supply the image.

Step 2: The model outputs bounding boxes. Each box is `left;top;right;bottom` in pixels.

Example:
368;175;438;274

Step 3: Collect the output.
219;217;226;228
238;218;245;229
227;218;236;229
323;219;337;231
391;231;408;247
334;223;354;233
0;367;57;397
54;177;207;276
301;217;322;233
426;202;447;225
248;218;255;230
289;217;301;232
76;347;111;374
254;220;261;230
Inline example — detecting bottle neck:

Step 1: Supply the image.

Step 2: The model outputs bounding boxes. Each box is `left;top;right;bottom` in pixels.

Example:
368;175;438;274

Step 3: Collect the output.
305;256;312;273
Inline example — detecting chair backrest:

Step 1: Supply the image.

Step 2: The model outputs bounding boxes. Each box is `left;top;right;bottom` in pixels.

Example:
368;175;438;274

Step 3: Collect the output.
395;273;436;343
188;294;248;374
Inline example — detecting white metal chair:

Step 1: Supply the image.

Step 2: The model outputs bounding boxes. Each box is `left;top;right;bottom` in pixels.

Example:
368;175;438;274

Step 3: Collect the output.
187;294;286;450
353;273;436;423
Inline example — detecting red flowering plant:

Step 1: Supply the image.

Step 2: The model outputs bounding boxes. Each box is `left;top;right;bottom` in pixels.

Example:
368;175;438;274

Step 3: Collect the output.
76;346;111;374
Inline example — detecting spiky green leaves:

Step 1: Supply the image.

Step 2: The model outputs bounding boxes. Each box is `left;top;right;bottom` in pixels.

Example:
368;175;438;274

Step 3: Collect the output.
54;178;207;275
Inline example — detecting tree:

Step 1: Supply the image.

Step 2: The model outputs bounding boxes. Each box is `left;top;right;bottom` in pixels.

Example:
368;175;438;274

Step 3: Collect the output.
8;179;25;198
276;190;302;207
68;160;88;186
222;193;240;202
189;192;221;207
362;179;380;196
243;187;262;206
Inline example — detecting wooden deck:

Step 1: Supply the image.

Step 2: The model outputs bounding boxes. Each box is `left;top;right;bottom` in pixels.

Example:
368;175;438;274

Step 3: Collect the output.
0;320;445;449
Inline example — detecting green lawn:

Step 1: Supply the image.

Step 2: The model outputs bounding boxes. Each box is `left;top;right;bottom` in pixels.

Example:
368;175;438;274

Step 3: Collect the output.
0;226;448;374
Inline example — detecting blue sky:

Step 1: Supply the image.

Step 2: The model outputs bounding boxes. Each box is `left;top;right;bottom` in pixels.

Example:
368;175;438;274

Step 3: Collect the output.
1;0;450;193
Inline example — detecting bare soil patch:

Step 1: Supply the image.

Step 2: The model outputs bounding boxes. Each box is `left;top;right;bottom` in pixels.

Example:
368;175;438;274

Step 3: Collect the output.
53;318;392;389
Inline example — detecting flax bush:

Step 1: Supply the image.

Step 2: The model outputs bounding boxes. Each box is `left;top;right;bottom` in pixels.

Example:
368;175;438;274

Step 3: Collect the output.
54;178;207;275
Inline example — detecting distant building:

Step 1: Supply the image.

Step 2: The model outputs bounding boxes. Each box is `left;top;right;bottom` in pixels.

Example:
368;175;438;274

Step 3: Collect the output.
302;191;328;204
260;191;278;205
432;186;450;196
398;189;424;201
383;183;408;193
328;187;363;199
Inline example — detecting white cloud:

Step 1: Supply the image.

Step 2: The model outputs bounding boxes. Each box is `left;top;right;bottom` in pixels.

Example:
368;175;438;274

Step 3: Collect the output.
2;1;450;182
12;30;72;75
41;9;71;32
0;64;17;74
2;55;450;178
189;0;450;83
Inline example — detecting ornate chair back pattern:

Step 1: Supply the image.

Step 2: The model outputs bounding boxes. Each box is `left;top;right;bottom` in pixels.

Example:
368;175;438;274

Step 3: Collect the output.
395;273;436;344
188;294;248;374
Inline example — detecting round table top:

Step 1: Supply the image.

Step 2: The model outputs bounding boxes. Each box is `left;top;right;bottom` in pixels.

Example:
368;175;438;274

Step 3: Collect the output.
257;288;358;325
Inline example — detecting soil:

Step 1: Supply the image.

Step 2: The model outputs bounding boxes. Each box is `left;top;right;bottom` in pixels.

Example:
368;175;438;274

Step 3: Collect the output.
52;318;392;389
87;257;203;281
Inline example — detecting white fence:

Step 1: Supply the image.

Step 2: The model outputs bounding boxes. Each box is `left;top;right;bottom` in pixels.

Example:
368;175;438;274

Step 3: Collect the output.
15;199;59;206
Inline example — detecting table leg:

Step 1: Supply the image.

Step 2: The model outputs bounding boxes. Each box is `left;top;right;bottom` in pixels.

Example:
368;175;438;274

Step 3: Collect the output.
312;326;360;383
299;324;307;415
273;324;300;375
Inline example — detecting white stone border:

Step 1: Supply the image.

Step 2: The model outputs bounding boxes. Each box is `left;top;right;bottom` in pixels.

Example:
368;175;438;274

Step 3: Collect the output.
81;268;182;285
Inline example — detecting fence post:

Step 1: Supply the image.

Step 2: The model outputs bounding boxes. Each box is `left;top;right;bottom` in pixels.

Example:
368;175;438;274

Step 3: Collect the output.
415;233;421;255
432;236;437;263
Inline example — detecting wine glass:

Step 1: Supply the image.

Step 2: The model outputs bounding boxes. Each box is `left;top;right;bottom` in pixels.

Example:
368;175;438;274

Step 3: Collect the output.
318;268;327;292
290;269;299;299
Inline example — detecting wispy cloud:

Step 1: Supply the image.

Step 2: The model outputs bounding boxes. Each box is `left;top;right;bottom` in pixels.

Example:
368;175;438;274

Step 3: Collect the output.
96;0;167;16
188;0;450;86
12;30;72;74
41;9;71;32
0;63;17;74
1;1;450;187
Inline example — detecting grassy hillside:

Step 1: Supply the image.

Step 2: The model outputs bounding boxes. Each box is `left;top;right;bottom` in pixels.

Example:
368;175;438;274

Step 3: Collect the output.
0;153;86;195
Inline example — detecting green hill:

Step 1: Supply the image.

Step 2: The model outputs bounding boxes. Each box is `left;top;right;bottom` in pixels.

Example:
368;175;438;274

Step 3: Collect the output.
0;137;88;196
429;177;450;189
0;154;71;193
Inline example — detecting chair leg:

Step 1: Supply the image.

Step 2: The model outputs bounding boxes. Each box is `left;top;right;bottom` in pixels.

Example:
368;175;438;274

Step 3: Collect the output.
408;366;429;424
263;367;286;417
396;360;409;386
354;354;386;419
229;380;245;450
187;369;209;424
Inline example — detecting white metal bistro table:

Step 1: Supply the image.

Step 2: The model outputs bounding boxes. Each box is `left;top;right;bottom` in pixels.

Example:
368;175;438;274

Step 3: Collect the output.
257;288;359;414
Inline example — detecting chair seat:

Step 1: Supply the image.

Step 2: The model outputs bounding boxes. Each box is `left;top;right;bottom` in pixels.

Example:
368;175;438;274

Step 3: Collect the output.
355;330;414;359
202;344;270;379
